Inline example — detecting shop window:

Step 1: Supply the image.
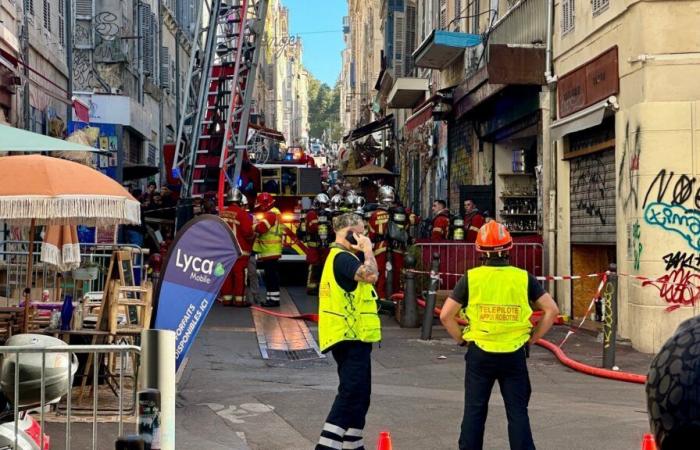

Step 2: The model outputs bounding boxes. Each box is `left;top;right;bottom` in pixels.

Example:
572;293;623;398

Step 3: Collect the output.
592;0;609;16
561;0;575;35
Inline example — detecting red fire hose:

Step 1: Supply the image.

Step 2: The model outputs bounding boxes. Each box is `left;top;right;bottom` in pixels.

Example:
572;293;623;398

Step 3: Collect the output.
390;292;647;384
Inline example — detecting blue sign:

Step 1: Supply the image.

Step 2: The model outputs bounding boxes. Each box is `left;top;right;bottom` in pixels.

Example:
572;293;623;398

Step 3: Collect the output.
153;215;241;369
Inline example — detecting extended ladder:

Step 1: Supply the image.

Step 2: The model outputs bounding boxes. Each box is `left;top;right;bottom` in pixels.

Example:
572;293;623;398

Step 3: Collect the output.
173;0;268;209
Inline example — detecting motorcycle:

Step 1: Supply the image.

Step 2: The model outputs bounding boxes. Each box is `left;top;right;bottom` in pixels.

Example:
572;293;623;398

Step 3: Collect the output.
0;334;78;449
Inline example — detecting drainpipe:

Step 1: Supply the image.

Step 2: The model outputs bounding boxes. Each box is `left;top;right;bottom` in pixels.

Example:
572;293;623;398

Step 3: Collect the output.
544;0;556;84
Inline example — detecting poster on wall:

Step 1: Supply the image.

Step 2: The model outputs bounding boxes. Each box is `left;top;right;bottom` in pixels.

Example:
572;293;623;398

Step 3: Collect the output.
153;215;241;369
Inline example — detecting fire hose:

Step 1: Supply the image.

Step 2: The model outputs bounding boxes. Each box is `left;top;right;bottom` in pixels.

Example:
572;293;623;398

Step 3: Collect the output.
392;292;646;385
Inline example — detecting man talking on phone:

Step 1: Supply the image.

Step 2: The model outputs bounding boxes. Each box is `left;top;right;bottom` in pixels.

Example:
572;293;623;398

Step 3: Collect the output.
315;213;381;450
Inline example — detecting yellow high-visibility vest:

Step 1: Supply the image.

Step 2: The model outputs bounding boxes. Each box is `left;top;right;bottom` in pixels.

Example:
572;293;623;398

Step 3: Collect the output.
318;246;381;352
462;265;533;353
253;207;283;258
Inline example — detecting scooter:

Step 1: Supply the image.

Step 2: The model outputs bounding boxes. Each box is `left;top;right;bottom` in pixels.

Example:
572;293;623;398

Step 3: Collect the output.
0;334;78;449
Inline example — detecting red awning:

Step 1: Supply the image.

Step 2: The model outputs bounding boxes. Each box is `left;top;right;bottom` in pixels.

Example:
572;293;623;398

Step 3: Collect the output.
249;123;286;142
405;96;438;132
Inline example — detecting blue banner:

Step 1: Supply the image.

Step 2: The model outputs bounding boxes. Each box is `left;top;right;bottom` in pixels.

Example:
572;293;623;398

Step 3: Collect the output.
153;215;240;369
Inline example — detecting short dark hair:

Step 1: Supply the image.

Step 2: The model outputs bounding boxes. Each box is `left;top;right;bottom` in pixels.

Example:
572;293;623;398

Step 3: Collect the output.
433;200;446;208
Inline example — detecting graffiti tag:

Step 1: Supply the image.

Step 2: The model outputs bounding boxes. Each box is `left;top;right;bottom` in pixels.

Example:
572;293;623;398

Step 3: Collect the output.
642;170;699;210
632;220;643;271
662;251;700;271
618;123;641;212
573;153;607;224
644;202;700;251
642;268;700;311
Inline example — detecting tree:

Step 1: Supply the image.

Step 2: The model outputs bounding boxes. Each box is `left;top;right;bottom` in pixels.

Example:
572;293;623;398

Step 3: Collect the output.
307;73;341;144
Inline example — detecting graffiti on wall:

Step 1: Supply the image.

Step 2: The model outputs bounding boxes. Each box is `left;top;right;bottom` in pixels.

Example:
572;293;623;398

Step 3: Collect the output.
619;123;641;212
642;251;700;311
642;169;700;251
73;50;94;90
94;12;125;62
628;219;643;271
572;153;607;224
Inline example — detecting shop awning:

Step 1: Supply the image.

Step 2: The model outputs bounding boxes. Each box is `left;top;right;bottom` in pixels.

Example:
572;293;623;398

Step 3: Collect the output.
413;30;481;70
550;97;619;141
405;96;438;132
387;77;429;109
249;123;286;142
0;123;106;154
342;114;394;143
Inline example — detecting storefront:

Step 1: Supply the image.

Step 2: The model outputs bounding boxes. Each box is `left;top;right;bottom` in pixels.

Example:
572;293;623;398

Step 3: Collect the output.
551;47;619;320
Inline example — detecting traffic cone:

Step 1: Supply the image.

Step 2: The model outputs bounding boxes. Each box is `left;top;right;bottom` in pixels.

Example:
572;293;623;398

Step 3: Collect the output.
641;433;656;450
377;431;392;450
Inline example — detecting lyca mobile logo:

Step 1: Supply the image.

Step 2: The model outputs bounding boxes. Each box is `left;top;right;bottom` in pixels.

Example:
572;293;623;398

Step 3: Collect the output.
175;248;226;284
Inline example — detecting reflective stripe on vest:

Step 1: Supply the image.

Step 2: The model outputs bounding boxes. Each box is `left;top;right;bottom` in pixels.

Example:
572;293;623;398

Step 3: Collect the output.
318;247;382;352
253;207;283;258
462;265;533;353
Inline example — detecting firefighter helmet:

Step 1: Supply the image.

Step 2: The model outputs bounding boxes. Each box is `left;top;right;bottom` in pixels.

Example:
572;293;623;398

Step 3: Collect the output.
344;192;358;209
330;194;343;210
378;186;395;205
313;193;330;209
226;188;245;205
255;192;275;210
354;196;366;210
475;221;513;253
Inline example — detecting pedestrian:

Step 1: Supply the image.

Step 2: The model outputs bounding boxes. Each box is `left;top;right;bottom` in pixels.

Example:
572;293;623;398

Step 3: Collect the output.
252;192;283;307
440;221;559;450
315;213;381;450
431;199;451;240
463;199;485;243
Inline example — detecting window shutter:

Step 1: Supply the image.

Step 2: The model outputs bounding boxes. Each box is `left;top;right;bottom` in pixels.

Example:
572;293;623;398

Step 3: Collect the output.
561;0;575;34
24;0;34;16
592;0;609;15
58;1;65;46
140;3;154;76
75;0;92;17
43;0;51;32
439;0;447;29
393;12;405;76
405;2;417;76
160;46;170;90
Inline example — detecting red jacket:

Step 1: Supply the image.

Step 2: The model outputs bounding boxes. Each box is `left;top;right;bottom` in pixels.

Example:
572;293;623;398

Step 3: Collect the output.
368;208;390;255
431;210;451;241
220;204;255;254
464;211;485;243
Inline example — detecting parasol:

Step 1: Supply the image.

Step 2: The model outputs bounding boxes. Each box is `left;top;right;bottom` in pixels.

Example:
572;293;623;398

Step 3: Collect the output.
343;164;398;177
0;123;105;154
0;155;140;331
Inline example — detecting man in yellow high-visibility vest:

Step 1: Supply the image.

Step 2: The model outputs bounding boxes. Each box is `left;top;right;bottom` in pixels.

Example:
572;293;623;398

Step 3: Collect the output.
315;213;381;450
440;221;559;450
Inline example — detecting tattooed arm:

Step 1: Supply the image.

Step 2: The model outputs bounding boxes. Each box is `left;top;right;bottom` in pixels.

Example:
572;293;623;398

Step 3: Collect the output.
351;233;379;284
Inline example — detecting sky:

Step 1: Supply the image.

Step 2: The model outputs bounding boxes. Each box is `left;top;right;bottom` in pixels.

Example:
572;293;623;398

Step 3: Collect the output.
283;0;347;86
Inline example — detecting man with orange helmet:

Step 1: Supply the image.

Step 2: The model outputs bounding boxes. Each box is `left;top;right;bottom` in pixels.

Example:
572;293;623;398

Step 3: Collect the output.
430;199;451;240
219;188;255;306
253;192;283;307
440;221;559;450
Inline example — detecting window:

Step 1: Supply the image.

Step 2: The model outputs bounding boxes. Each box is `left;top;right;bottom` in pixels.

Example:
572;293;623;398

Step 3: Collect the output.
58;0;65;47
439;0;447;29
43;0;51;32
454;0;462;31
472;0;480;34
24;0;33;16
592;0;609;16
561;0;575;35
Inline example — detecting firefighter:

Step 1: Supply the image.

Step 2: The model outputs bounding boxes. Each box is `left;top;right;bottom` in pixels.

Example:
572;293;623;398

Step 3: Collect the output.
386;197;411;296
431;199;451;240
439;221;559;450
463;199;485;243
253;192;283;307
368;186;393;301
219;188;255;306
304;193;331;295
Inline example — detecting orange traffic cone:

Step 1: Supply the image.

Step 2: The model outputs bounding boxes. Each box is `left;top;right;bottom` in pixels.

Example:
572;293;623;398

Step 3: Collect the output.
377;431;393;450
641;433;656;450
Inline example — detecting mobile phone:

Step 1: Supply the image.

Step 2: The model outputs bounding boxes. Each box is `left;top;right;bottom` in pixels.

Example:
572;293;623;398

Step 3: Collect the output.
346;231;358;245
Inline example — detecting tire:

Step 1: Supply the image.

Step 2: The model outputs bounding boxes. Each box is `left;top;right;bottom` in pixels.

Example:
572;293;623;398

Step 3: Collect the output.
646;315;700;449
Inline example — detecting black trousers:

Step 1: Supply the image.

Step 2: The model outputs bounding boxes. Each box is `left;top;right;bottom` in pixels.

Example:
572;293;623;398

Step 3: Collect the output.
259;259;280;300
459;344;535;450
316;341;372;450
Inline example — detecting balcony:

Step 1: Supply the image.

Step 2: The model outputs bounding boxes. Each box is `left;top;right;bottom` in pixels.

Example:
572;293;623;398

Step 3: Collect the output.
387;77;429;109
413;30;481;70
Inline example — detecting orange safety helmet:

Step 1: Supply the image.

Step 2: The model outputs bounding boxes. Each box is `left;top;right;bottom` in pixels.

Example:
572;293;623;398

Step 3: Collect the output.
475;221;513;253
255;192;275;210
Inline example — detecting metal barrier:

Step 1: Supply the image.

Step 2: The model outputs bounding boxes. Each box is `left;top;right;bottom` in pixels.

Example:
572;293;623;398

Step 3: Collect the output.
414;242;544;290
0;343;140;450
0;241;148;305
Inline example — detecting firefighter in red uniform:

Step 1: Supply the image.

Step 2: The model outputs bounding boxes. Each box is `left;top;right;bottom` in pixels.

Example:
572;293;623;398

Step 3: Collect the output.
253;192;283;307
368;186;393;301
304;193;331;294
219;188;255;306
431;199;451;241
463;199;485;243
